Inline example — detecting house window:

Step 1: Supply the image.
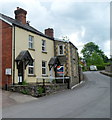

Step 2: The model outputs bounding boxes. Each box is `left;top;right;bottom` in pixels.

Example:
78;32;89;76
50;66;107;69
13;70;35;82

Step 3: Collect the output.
58;45;64;55
42;61;47;75
29;35;34;49
42;40;46;52
28;61;34;75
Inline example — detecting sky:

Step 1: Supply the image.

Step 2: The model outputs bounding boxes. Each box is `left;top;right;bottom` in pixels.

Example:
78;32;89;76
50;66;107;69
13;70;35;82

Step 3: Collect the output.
0;0;110;58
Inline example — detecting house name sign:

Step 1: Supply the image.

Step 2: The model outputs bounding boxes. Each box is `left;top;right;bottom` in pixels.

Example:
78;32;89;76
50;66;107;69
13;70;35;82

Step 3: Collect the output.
5;68;11;75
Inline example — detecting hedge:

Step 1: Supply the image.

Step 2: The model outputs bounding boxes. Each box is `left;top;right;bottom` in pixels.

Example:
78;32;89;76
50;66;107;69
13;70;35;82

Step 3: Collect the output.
96;65;105;70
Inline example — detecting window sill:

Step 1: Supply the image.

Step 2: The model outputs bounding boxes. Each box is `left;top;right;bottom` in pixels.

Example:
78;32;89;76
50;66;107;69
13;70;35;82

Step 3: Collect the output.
42;51;47;54
42;74;48;77
58;54;65;56
28;48;35;51
28;74;36;77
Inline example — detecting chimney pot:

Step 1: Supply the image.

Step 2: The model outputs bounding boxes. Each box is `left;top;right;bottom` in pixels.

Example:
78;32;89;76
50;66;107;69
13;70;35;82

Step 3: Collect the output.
17;7;19;10
14;7;27;24
45;28;54;38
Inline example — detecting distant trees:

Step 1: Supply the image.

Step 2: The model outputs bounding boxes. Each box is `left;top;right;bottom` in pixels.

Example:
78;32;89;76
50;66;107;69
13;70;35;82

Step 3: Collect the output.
87;52;104;66
81;42;108;62
81;42;109;70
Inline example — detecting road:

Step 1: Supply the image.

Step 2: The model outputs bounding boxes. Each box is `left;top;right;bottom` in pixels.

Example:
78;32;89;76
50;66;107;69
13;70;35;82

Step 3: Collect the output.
2;71;110;118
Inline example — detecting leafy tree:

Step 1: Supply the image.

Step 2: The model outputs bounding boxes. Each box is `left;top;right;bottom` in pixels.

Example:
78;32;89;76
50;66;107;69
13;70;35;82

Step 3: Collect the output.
81;42;99;60
81;42;108;63
87;52;104;66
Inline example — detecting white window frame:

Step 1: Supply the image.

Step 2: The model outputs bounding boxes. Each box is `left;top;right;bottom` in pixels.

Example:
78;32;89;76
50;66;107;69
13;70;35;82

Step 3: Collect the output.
29;35;34;49
42;61;47;75
42;40;46;52
28;61;34;75
58;44;64;55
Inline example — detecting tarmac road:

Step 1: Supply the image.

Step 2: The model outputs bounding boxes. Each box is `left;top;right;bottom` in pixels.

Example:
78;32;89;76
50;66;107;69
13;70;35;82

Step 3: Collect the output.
2;71;110;118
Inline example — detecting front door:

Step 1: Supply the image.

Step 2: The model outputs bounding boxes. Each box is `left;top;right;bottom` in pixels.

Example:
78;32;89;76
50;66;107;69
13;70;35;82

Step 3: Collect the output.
18;62;24;84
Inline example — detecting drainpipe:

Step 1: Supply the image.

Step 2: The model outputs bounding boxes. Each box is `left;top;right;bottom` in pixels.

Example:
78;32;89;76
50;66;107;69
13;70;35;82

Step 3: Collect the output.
13;25;15;85
54;40;57;77
78;54;81;83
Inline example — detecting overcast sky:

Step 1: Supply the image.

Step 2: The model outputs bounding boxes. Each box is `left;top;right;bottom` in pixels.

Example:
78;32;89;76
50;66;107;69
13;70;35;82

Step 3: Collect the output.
0;0;110;58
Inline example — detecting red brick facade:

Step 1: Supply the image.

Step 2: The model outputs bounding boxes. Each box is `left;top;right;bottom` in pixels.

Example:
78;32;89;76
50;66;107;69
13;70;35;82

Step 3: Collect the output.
0;20;12;87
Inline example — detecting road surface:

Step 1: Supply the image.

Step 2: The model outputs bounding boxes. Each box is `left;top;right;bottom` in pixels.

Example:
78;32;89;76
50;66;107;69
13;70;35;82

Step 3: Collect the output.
2;71;110;118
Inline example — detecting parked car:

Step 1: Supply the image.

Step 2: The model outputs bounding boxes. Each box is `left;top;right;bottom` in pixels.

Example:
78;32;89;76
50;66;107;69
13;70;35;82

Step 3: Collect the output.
90;65;97;71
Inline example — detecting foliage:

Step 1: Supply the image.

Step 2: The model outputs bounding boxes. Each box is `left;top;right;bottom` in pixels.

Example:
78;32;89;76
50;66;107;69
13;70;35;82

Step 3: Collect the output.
21;89;29;94
81;42;108;63
96;65;105;70
82;66;88;71
81;42;109;69
81;42;99;60
38;86;44;94
22;81;28;85
103;62;111;66
52;79;56;83
87;52;104;66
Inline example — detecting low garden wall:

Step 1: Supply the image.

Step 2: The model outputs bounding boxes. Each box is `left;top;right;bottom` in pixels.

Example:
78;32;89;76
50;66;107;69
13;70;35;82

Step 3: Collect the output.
105;65;112;73
8;83;68;97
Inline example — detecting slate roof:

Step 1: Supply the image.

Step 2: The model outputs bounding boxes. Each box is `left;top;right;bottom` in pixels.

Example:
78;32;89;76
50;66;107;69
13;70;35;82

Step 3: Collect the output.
48;56;67;67
0;13;54;40
57;55;67;64
54;38;78;50
48;57;59;66
15;50;33;62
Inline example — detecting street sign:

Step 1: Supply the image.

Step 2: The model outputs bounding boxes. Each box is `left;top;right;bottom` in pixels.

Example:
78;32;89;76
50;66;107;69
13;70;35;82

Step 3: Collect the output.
5;68;11;75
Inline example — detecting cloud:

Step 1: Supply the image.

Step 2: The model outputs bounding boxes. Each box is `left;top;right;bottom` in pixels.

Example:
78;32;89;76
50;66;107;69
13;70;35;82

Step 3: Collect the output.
103;40;110;58
68;27;87;56
0;0;110;57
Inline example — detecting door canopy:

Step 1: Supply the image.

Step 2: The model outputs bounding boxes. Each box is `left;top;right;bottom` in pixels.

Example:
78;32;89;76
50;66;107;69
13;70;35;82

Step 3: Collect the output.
48;56;66;70
15;50;33;69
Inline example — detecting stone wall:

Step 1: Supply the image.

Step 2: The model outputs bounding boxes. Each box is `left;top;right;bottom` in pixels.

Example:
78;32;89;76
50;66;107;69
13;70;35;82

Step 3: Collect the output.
8;83;68;97
105;65;112;73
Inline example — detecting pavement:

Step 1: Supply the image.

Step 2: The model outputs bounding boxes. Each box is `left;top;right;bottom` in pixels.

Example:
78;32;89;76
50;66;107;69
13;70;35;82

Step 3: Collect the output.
2;90;37;108
100;70;112;77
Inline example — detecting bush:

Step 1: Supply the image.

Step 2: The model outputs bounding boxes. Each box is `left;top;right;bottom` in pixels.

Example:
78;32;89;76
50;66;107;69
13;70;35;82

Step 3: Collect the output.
103;62;111;66
96;65;105;70
38;86;44;94
22;81;28;85
82;66;88;71
21;89;29;94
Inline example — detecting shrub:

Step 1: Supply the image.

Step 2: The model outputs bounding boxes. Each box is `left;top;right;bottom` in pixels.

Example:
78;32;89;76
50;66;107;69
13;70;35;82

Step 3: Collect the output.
38;86;44;94
103;62;111;66
22;81;28;85
96;65;105;70
21;89;28;94
82;66;88;71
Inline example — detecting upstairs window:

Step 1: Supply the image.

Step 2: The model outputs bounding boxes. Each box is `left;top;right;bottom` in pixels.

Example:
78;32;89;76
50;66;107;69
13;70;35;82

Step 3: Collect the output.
58;45;64;55
29;35;34;49
42;40;46;52
28;61;34;75
42;61;47;75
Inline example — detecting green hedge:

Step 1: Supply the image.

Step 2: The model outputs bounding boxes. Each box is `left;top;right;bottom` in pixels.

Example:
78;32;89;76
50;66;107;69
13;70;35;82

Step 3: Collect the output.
96;65;105;70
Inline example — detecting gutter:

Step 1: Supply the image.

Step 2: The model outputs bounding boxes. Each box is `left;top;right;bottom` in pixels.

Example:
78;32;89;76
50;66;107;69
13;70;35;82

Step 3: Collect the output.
13;23;54;41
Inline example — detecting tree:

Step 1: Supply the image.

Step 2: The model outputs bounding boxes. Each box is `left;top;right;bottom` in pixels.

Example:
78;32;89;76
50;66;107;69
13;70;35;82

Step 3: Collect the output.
81;42;108;63
87;52;104;66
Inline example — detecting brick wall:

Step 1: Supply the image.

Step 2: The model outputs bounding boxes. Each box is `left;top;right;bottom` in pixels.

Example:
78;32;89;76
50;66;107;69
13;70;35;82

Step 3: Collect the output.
0;20;12;87
0;20;2;87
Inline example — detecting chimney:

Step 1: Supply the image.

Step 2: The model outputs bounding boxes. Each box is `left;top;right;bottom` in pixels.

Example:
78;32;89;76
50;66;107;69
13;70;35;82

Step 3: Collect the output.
14;7;27;24
45;28;54;38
